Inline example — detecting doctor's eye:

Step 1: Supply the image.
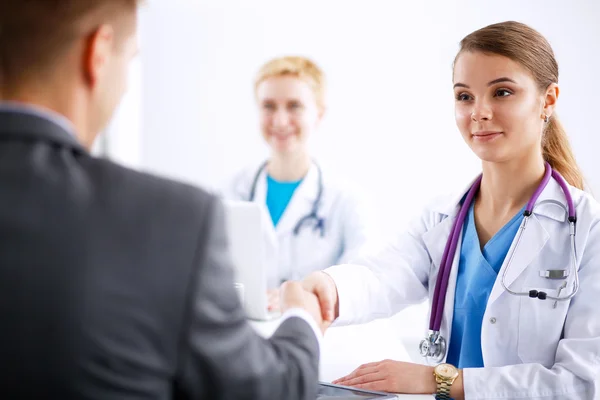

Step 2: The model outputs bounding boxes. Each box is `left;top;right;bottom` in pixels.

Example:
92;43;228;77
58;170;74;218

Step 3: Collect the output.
262;102;276;111
287;101;303;111
494;88;513;98
455;92;472;101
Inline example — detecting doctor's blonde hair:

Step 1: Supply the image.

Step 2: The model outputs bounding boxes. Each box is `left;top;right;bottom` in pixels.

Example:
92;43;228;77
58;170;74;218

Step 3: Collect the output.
254;56;326;111
455;21;585;191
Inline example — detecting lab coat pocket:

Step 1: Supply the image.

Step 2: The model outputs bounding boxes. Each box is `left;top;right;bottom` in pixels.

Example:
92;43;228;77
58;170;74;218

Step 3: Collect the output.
517;287;568;367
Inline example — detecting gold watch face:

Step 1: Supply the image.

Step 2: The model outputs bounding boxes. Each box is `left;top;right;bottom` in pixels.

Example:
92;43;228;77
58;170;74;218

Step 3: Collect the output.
435;363;459;380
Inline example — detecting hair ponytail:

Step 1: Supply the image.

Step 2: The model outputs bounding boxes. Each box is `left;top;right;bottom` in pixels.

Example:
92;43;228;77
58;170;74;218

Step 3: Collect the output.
543;114;584;190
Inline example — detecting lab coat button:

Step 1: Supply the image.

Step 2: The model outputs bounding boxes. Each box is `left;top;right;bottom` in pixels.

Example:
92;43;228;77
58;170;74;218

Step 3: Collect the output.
490;317;497;324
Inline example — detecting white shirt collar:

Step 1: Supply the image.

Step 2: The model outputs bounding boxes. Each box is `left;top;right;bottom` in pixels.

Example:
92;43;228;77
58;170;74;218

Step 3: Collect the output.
0;101;76;136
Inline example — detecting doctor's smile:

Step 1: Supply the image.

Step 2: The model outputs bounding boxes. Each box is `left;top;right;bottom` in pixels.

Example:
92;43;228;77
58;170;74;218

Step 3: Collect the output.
472;131;503;142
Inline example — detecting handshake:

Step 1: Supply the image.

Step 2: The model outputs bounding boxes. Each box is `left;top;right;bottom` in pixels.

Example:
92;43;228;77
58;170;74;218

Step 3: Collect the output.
275;272;340;334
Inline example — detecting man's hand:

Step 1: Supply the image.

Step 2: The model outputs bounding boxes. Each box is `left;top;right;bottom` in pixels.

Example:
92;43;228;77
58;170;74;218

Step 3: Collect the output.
280;281;331;334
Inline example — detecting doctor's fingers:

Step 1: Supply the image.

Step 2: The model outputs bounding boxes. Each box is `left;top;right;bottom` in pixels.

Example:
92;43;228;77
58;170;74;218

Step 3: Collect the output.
332;365;380;384
349;380;391;392
334;371;386;388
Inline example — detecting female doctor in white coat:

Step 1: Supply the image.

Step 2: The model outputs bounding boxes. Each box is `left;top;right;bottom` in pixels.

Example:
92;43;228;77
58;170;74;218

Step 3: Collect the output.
225;56;375;309
301;21;600;399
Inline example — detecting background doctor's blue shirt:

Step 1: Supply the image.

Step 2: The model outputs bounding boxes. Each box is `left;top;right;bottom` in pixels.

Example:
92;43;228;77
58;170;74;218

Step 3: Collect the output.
265;175;303;226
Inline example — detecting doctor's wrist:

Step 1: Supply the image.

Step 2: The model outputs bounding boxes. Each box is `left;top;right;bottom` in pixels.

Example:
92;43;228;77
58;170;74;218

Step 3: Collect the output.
428;365;464;400
422;366;437;394
449;370;464;400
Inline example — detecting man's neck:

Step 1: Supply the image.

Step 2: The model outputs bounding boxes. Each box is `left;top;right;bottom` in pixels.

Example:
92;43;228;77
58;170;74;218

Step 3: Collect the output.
2;87;94;149
0;100;75;135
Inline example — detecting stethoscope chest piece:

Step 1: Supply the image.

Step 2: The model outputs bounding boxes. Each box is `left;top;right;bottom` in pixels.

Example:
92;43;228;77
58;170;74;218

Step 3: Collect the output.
419;330;447;364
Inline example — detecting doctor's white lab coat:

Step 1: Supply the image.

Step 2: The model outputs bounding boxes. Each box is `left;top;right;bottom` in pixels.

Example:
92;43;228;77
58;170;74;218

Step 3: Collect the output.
325;177;600;399
225;161;378;287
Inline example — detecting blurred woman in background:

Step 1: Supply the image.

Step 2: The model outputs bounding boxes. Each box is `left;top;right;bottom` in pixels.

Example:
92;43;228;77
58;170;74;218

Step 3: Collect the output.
225;56;377;310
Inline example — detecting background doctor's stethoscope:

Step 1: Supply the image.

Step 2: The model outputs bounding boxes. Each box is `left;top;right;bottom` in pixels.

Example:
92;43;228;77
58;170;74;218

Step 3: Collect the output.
248;160;327;283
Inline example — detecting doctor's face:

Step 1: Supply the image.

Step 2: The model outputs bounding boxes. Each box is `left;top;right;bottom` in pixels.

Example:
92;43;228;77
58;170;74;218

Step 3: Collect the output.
453;52;550;164
256;76;322;156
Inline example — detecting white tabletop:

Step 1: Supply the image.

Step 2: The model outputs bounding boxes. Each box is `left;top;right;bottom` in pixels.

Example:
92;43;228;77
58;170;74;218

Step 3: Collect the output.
250;316;434;399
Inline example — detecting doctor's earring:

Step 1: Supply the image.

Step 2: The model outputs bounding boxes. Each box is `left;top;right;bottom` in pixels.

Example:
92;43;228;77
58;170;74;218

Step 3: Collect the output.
542;114;549;123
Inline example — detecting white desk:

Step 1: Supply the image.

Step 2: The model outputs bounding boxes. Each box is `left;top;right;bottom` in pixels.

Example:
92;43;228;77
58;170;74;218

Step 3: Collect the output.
250;316;434;399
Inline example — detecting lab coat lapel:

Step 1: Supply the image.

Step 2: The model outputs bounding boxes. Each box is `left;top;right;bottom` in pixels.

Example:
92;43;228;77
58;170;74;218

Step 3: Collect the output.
486;188;571;307
253;167;268;206
424;174;479;273
274;164;320;235
422;208;462;346
422;213;457;277
487;214;549;305
248;166;278;234
423;175;479;346
488;178;568;305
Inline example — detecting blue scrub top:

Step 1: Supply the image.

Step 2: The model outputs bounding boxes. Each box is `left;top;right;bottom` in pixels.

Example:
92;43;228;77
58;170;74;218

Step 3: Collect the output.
446;202;524;368
266;175;303;226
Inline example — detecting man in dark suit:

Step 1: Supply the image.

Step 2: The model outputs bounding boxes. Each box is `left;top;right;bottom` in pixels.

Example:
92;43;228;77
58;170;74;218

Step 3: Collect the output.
0;1;330;398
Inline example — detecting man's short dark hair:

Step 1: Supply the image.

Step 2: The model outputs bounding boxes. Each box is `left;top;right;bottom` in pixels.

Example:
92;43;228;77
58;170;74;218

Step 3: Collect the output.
0;0;140;89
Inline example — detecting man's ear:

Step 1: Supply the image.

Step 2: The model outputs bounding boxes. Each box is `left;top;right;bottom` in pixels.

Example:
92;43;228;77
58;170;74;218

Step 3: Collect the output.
82;25;114;88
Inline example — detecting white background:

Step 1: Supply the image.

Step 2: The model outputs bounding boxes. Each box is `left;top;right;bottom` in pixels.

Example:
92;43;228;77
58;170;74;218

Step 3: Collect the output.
101;0;600;346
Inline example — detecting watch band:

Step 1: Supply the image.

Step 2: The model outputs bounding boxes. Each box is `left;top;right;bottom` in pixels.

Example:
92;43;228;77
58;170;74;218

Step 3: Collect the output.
435;380;452;400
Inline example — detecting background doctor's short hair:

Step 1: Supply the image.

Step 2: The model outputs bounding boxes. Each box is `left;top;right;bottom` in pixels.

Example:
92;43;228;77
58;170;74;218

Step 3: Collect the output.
253;56;327;112
454;20;584;191
0;0;141;88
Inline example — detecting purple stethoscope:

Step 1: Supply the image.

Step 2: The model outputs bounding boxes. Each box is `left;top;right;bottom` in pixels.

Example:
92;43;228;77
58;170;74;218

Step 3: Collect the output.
419;162;580;363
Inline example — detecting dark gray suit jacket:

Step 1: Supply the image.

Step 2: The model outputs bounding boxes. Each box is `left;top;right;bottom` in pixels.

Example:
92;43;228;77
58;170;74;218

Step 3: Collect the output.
0;109;319;399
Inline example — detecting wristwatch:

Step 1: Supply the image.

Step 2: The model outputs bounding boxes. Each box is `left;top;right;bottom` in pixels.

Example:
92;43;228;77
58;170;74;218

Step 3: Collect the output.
433;363;459;399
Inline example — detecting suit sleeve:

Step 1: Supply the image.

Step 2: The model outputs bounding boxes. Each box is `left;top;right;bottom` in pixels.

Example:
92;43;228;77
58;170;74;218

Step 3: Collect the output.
174;196;320;400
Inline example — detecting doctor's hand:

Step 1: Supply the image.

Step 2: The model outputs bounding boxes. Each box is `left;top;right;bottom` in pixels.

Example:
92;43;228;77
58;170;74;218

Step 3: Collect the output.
280;281;331;334
301;271;339;323
332;360;439;395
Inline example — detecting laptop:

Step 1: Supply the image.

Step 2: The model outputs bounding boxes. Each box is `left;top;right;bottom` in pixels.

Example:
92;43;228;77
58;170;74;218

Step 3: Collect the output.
223;200;280;321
